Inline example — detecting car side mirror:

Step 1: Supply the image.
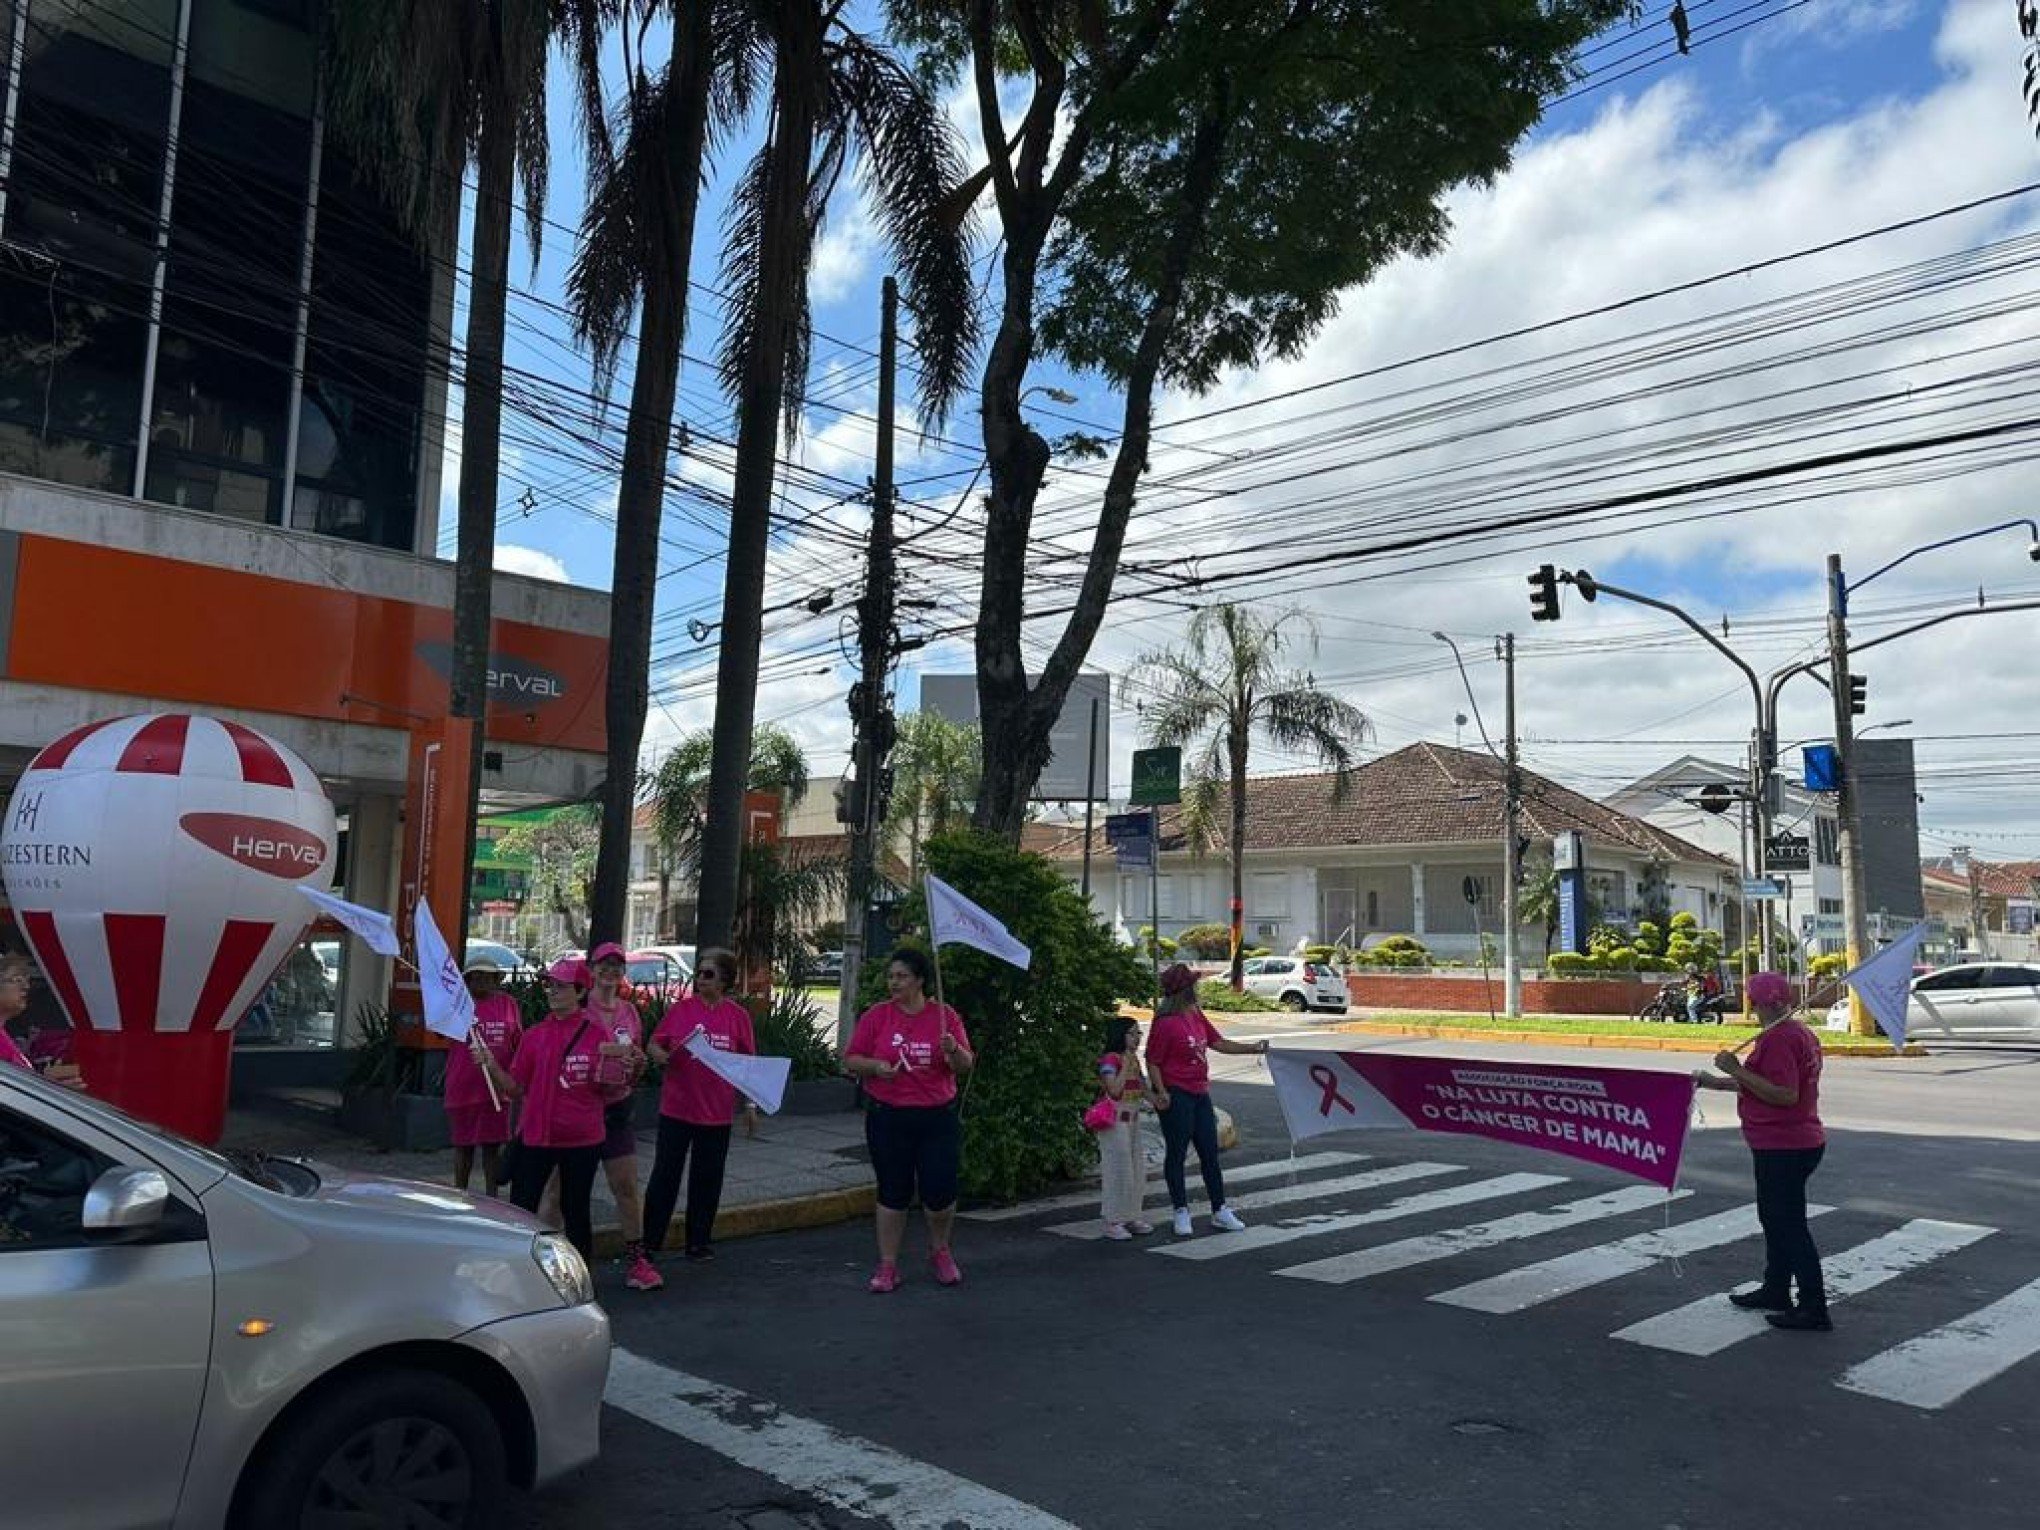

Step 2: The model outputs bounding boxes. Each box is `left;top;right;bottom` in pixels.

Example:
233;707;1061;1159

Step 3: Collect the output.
83;1165;171;1239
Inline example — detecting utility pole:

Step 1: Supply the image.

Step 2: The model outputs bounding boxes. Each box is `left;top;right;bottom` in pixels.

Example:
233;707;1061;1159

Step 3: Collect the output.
1826;552;1874;1036
836;277;898;1047
1500;634;1522;1018
1955;846;1987;958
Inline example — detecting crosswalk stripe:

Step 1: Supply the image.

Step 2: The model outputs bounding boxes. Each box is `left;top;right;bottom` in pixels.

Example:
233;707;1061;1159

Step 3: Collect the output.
1837;1275;2040;1410
1153;1171;1569;1265
1614;1219;1994;1356
961;1151;1369;1223
1432;1204;1835;1314
1274;1184;1684;1285
1045;1162;1460;1241
605;1348;1080;1530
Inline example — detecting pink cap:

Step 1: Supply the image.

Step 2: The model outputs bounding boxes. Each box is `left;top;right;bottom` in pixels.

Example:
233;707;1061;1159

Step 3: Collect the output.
546;956;588;988
1746;971;1792;1010
588;941;627;966
1159;963;1198;996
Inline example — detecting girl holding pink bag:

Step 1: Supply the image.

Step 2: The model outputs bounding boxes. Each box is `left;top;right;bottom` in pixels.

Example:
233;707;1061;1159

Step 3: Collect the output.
1093;1015;1154;1241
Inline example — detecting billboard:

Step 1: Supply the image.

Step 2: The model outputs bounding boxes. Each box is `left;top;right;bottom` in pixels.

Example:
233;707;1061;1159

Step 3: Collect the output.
920;672;1111;802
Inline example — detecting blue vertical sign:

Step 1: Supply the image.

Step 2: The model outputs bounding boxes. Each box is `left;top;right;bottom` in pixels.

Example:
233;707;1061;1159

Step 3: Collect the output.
1554;831;1588;955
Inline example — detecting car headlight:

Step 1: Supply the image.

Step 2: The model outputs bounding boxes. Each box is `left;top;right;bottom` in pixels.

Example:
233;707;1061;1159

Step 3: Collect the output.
533;1232;595;1306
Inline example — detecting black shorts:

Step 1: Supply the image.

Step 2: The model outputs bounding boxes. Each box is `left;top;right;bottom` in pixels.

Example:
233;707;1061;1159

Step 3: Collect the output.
864;1102;961;1212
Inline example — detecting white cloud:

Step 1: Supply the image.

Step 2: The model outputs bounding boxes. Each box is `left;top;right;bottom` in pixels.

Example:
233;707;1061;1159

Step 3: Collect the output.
811;192;881;307
493;544;572;583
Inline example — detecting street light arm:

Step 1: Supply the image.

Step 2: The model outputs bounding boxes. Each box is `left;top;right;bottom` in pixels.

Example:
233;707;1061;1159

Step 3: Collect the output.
1849;519;2040;598
1844;596;2040;658
1432;632;1499;759
1568;574;1764;722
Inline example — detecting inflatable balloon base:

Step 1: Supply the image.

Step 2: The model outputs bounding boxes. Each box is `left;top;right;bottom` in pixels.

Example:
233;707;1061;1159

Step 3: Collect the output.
69;1028;236;1144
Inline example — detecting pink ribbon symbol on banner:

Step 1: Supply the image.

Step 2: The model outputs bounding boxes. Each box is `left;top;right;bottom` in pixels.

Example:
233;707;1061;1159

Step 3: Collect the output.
1309;1063;1355;1118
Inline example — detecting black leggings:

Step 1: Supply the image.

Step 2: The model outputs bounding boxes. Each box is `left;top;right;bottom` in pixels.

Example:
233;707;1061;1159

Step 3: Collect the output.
1159;1090;1225;1212
510;1142;603;1262
642;1117;733;1254
1752;1144;1827;1310
864;1103;961;1211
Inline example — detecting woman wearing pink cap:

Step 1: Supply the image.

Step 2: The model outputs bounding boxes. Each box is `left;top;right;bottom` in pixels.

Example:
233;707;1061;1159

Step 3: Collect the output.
443;954;521;1193
1146;963;1267;1238
644;947;757;1263
585;940;657;1291
1694;971;1830;1331
480;957;623;1262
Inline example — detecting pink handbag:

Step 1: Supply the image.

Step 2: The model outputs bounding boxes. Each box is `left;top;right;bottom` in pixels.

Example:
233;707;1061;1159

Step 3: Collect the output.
1083;1096;1118;1133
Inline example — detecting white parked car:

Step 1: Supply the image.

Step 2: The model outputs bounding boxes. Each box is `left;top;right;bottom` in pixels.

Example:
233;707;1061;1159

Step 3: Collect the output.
1240;956;1348;1013
1826;962;2040;1037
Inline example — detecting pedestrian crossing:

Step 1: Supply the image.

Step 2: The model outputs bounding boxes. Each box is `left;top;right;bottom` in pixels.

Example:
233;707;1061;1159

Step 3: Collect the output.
983;1152;2040;1413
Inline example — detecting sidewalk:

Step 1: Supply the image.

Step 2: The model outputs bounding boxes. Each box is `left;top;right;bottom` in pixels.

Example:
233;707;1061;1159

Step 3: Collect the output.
223;1092;1238;1258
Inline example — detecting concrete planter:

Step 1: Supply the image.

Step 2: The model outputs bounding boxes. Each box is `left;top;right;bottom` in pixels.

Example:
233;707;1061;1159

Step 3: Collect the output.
1347;969;1662;1017
781;1077;859;1116
337;1088;449;1152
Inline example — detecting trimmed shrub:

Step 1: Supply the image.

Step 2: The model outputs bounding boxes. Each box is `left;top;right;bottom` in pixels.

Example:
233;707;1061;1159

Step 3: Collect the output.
1197;979;1278;1013
1809;952;1848;981
1547;951;1595;975
1175;923;1233;960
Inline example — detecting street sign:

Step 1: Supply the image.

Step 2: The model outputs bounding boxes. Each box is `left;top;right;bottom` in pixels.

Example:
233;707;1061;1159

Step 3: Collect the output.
1130;746;1182;806
1696;783;1735;815
1114;836;1154;872
1801;913;1845;938
1103;812;1148;846
1765;833;1811;871
1804;745;1841;792
1741;877;1787;900
1553;830;1583;872
921;672;1111;801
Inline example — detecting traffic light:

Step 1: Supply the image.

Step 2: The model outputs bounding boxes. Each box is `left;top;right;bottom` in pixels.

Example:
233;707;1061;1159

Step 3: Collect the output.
1528;564;1561;622
1848;674;1867;717
834;773;867;827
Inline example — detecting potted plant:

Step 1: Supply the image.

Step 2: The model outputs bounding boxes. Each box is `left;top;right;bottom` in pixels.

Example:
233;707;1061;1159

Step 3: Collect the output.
337;1003;450;1152
747;987;851;1113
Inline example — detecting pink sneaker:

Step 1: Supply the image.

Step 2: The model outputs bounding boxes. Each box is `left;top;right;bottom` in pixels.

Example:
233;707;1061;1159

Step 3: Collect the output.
625;1253;665;1291
868;1261;901;1294
930;1248;963;1286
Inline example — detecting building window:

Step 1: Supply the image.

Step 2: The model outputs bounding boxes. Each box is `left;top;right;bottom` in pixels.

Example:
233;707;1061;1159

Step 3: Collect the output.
1251;871;1288;919
1814;816;1841;868
1818;898;1843;915
1366;889;1379;928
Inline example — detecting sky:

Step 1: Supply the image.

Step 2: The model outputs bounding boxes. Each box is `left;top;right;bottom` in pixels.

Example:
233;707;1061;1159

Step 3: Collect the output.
447;0;2040;861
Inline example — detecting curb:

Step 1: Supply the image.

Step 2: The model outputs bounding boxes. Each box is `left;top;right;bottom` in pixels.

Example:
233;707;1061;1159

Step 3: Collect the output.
592;1183;879;1261
1327;1018;1926;1058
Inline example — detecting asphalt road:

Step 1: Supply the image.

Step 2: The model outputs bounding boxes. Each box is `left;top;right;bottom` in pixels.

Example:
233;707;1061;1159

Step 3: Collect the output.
508;1021;2040;1529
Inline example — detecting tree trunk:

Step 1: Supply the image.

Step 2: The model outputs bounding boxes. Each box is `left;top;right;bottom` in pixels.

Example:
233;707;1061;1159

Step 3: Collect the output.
448;107;515;955
1229;725;1248;990
695;6;823;949
588;14;715;947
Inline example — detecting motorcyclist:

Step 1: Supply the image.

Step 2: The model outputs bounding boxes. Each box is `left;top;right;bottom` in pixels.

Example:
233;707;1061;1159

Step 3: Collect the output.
1685;963;1724;1023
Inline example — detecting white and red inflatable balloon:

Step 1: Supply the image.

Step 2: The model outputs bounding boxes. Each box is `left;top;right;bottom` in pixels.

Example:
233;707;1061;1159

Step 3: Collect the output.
1;713;335;1141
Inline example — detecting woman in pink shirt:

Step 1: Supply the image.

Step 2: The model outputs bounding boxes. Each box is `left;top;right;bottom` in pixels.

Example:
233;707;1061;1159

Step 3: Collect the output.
480;957;620;1262
844;946;975;1293
0;955;35;1071
644;947;757;1265
444;955;521;1194
1146;963;1268;1239
1695;971;1829;1331
584;942;657;1291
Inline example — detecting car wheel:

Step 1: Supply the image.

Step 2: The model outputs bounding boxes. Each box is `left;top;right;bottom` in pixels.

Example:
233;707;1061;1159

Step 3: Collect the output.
234;1368;507;1530
1282;992;1308;1012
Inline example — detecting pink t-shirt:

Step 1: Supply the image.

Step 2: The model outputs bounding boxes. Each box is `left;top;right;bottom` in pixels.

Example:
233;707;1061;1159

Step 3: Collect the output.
509;1010;610;1148
1146;1009;1222;1094
586;993;644;1052
444;993;522;1110
652;994;758;1125
1738;1020;1825;1151
847;1000;971;1108
0;1028;30;1071
1097;1050;1144;1097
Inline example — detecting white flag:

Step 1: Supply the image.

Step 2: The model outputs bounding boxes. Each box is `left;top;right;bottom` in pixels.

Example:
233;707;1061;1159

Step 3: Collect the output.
413;899;476;1043
1842;923;1927;1048
299;886;402;958
925;873;1032;971
683;1028;792;1114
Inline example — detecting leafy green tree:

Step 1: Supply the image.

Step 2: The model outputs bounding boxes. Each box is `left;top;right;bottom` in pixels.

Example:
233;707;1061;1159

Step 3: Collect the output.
648;721;813;870
322;0;561;940
884;0;1627;837
882;710;981;887
1135;604;1369;988
493;805;601;948
693;4;981;952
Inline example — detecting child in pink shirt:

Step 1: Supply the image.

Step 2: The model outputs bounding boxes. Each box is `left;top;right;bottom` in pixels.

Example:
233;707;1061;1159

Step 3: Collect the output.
643;947;758;1263
445;957;522;1193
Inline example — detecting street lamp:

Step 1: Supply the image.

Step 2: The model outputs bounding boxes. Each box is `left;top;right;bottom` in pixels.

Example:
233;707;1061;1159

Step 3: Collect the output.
1022;385;1079;406
1434;631;1522;1018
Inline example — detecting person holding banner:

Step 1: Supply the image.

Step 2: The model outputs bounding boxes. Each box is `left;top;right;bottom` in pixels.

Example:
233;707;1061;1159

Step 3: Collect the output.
1096;1015;1155;1240
585;942;659;1293
644;948;758;1264
1694;971;1831;1332
1147;964;1267;1237
480;958;624;1264
444;955;521;1194
844;947;975;1292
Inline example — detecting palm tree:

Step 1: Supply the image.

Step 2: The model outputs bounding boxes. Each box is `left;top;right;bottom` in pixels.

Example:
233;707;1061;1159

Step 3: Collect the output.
691;4;980;952
322;0;556;946
882;710;979;889
647;722;811;933
570;1;758;947
1135;605;1371;989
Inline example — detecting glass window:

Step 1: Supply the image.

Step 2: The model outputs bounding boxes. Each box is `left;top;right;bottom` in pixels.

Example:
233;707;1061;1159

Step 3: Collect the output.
0;1107;111;1249
1366;889;1379;928
1981;967;2040;990
1916;968;1982;993
0;0;174;490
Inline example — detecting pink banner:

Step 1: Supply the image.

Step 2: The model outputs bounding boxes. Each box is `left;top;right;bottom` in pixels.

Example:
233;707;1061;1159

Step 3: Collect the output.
1268;1050;1696;1189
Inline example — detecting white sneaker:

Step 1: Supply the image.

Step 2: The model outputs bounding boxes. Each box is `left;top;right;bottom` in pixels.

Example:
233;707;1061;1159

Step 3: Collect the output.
1211;1205;1247;1233
1102;1221;1134;1241
1171;1207;1193;1237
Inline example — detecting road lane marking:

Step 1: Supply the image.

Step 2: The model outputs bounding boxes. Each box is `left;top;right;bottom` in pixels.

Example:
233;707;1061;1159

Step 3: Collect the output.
1614;1219;1994;1356
1275;1185;1683;1285
605;1348;1081;1530
1432;1205;1834;1314
1153;1172;1568;1264
1044;1162;1458;1240
1839;1275;2040;1410
962;1151;1367;1223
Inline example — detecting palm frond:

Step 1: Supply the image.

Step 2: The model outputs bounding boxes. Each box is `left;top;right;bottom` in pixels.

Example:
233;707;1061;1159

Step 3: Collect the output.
715;141;776;397
1261;683;1372;800
1179;771;1225;858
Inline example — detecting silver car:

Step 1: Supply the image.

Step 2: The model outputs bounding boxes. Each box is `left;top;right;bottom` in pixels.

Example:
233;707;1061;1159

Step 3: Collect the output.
0;1064;609;1528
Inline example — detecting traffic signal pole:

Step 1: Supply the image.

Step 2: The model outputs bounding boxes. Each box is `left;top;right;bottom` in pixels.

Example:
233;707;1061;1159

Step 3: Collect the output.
1501;633;1522;1018
1826;552;1873;1037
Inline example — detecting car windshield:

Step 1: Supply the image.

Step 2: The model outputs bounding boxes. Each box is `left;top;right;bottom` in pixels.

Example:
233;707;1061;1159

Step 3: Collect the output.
10;1069;314;1194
